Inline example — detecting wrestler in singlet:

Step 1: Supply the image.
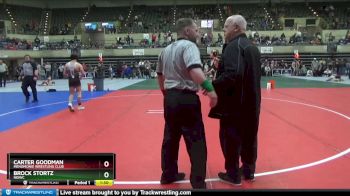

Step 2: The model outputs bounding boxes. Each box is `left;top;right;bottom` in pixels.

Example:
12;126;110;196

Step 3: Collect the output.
66;61;82;88
64;54;85;112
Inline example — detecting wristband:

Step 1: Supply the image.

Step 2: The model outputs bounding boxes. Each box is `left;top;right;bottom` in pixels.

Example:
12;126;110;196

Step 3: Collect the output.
201;79;214;92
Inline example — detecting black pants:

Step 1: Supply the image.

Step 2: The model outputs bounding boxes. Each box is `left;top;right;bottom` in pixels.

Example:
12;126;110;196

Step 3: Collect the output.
21;76;38;101
219;114;259;178
161;89;207;188
0;72;6;87
46;71;51;79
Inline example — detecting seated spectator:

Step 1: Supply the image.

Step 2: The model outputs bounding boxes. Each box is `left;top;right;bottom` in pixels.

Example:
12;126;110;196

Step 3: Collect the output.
306;69;313;77
39;76;55;86
324;68;333;77
264;65;272;76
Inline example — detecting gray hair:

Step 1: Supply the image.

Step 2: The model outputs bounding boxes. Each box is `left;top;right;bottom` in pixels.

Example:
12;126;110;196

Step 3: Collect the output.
227;15;247;31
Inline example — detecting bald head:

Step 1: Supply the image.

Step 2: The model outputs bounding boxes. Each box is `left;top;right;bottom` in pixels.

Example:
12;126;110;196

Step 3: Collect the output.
223;15;247;42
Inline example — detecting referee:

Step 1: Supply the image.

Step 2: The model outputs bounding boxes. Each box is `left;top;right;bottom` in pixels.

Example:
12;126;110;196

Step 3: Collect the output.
156;18;217;189
20;55;38;103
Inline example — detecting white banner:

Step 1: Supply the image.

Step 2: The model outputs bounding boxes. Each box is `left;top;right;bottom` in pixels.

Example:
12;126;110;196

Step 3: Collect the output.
260;47;273;54
143;34;150;40
43;36;49;43
132;49;145;56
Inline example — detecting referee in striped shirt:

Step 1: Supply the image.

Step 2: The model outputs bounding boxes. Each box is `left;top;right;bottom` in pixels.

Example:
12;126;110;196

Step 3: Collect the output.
156;18;218;189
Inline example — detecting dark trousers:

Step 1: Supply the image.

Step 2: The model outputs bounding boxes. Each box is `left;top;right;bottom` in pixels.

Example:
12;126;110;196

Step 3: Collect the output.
0;72;6;87
46;71;51;79
21;76;38;101
161;90;207;188
219;114;259;178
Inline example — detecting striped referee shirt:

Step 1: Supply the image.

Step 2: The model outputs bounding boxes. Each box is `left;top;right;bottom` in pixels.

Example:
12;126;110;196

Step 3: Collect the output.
157;39;202;92
22;62;37;76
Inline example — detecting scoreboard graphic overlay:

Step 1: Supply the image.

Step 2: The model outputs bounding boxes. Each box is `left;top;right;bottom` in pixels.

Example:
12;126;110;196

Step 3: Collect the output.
7;153;115;186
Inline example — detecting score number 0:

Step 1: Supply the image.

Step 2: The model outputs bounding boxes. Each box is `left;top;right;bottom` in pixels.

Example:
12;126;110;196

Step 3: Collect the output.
104;161;110;178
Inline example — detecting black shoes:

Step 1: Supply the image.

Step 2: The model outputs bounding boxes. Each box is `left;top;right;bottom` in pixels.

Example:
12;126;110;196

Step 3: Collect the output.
218;169;256;186
218;172;242;186
192;182;206;189
243;173;255;182
25;96;38;103
160;173;207;189
240;167;256;182
160;172;185;184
